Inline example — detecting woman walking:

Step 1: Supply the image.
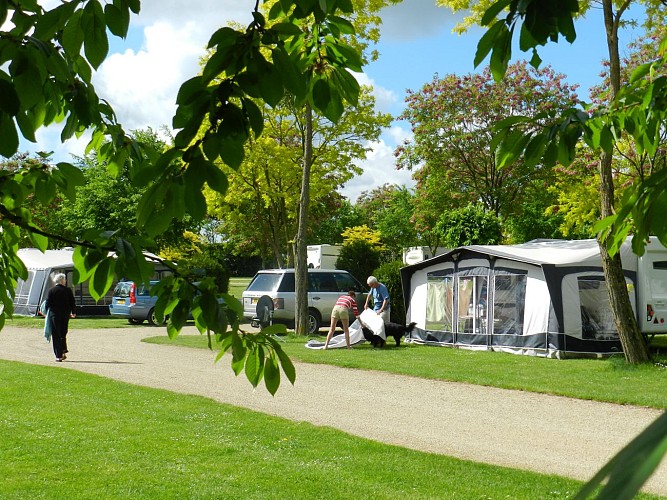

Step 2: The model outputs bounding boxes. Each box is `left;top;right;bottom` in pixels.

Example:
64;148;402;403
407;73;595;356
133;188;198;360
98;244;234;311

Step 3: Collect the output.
45;273;76;362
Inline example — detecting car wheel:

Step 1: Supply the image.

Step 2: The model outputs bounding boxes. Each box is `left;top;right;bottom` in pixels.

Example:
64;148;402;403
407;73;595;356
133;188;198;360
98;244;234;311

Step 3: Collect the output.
128;318;144;325
308;309;321;335
147;308;166;326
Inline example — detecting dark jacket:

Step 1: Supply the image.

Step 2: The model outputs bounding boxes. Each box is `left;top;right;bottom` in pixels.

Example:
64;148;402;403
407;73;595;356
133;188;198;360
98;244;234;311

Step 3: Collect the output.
45;284;76;318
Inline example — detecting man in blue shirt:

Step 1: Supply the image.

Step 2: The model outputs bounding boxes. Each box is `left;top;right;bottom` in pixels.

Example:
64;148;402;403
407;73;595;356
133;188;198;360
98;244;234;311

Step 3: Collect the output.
364;275;390;323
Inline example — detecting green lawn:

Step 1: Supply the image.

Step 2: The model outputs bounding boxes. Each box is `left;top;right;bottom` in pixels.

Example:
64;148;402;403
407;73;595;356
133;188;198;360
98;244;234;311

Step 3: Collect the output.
0;359;607;500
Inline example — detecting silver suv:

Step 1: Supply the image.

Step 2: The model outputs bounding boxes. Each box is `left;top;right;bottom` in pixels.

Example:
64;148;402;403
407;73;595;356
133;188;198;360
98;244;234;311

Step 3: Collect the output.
242;269;367;334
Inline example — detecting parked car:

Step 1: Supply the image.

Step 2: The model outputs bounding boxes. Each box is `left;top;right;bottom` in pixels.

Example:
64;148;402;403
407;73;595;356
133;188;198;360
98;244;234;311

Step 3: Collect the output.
109;280;165;325
242;269;367;334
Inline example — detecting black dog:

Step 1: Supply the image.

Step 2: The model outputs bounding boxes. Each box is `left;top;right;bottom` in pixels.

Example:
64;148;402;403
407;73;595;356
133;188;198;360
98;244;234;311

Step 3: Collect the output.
361;322;417;348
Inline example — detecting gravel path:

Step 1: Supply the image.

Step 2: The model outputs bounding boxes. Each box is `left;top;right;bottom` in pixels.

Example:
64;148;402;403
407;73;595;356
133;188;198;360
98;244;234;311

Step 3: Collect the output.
1;325;666;496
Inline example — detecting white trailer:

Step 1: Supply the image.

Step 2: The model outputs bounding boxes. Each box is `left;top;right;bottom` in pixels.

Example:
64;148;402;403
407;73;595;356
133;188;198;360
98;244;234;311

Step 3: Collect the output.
402;246;448;266
307;245;341;269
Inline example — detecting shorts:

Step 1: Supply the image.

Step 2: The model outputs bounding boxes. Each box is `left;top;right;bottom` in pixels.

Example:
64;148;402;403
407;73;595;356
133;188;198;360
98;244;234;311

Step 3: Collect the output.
331;305;350;322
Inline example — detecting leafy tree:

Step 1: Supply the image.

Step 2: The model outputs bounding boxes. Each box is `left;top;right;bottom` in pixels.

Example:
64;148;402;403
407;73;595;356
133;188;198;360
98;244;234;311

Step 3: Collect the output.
356;184;417;260
0;0;374;393
206;88;389;268
435;203;503;247
336;239;380;283
473;0;661;365
309;195;366;244
50;130;197;251
505;194;566;243
396;61;579;221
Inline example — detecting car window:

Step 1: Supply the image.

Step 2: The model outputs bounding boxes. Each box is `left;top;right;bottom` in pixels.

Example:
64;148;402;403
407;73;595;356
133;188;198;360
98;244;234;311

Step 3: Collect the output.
247;273;284;292
113;282;131;297
311;273;338;292
277;273;295;292
333;272;364;291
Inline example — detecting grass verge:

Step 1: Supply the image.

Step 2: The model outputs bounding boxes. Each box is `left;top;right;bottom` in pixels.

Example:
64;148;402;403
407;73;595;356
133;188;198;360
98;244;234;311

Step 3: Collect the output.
5;316;135;329
0;359;598;499
145;333;667;410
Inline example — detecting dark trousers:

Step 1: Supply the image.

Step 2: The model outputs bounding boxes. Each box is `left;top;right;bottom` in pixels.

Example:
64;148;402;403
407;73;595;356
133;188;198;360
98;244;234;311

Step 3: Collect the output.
50;315;70;358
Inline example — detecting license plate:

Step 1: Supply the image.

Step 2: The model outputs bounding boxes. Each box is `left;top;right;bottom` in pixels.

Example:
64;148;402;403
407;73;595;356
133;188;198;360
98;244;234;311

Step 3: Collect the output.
116;299;125;305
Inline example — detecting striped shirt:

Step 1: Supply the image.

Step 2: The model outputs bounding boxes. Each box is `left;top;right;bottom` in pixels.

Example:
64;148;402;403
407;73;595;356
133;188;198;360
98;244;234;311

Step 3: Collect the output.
335;295;359;317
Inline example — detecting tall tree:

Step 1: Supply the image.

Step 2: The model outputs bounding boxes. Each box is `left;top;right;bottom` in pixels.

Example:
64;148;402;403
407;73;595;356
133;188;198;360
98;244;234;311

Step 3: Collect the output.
471;0;661;364
396;61;579;240
356;183;417;259
205;88;390;268
0;0;372;392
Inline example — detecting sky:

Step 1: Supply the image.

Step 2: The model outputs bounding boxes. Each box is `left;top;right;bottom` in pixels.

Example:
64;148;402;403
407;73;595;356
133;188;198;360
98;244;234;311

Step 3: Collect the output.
22;1;646;202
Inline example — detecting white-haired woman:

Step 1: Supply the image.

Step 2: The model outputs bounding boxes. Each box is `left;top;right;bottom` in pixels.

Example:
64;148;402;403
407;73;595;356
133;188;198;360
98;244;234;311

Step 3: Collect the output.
45;273;76;362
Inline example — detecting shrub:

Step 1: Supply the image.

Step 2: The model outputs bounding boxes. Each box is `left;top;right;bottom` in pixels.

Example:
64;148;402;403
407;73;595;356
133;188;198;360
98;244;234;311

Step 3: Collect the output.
435;204;503;247
374;260;405;324
336;240;381;284
177;244;230;293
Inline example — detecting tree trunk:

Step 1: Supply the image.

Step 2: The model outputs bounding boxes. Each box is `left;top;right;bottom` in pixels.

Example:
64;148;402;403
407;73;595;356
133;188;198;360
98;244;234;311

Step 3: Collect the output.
294;103;313;336
599;0;651;363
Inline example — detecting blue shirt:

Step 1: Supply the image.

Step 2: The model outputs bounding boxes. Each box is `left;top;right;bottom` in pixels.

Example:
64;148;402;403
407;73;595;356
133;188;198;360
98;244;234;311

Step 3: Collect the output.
370;284;390;312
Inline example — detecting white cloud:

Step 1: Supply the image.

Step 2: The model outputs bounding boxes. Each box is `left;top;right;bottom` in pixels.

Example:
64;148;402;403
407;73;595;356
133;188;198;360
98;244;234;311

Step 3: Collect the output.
343;137;415;202
94;21;205;131
378;1;462;40
354;72;398;113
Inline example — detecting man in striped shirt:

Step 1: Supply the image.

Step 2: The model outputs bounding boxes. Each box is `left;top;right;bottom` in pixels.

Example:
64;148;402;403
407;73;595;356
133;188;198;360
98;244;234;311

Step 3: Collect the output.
324;290;359;349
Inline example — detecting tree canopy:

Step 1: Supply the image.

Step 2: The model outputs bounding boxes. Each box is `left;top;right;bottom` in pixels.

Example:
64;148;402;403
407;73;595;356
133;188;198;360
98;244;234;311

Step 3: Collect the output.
0;0;377;394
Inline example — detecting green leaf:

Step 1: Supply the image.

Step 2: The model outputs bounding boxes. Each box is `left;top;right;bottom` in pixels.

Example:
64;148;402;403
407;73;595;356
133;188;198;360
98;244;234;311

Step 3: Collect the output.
329;41;363;73
523;133;548;168
272;47;307;100
81;0;109;69
0;113;19;157
34;173;56;204
28;232;48;252
219;135;245;170
330;67;359;106
474;21;504;68
230;333;246;376
33;1;77;40
258;67;284;107
90;257;115;302
136;181;169;230
328;15;355;35
104;1;130;38
271;22;302;36
175;76;207;106
489;25;512;81
264;353;280;395
244;345;264;388
575;412;667;500
0;78;20;116
629;63;652;84
242;98;264;138
496;129;531;169
61;9;84;56
480;0;511;26
274;343;296;384
205;162;228;194
184;171;207;221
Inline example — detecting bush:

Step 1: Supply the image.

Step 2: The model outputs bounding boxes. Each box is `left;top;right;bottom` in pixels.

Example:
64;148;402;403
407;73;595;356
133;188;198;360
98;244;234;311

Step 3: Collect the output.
373;260;405;324
435;204;503;247
178;244;230;293
336;240;381;284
